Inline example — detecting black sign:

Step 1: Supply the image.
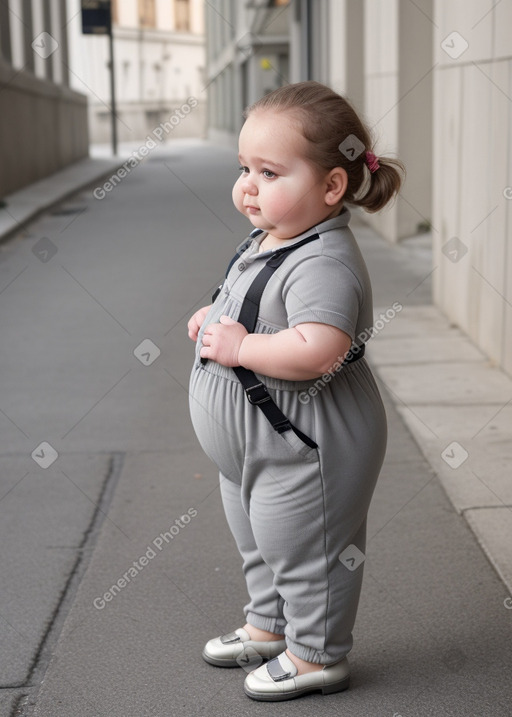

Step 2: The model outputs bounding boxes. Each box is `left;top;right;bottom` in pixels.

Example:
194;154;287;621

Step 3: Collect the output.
81;0;111;35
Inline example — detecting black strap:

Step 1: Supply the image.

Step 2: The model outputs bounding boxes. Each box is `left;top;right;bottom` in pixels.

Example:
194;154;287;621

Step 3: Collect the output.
232;365;318;447
202;230;365;448
233;233;323;448
211;230;262;303
237;233;321;333
232;345;365;450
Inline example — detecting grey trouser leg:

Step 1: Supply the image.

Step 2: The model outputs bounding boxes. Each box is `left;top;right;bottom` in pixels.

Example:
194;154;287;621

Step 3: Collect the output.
220;476;286;635
190;360;387;665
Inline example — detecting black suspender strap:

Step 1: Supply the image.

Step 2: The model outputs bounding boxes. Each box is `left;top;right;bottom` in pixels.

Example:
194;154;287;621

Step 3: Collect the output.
232;233;323;449
211;230;262;304
204;230;366;448
237;233;321;333
233;365;319;447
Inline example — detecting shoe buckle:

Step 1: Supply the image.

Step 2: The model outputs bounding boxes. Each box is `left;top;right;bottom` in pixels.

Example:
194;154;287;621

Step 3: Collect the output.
220;631;241;644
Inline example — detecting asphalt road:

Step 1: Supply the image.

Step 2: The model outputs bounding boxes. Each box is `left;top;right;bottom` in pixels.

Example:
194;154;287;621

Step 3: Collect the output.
1;141;511;717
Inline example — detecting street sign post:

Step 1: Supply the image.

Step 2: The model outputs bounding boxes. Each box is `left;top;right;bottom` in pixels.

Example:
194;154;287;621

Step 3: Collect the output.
81;0;111;35
81;1;118;155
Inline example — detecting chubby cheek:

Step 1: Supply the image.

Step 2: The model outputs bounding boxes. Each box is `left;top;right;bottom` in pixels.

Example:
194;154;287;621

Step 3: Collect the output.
232;179;244;212
260;187;293;223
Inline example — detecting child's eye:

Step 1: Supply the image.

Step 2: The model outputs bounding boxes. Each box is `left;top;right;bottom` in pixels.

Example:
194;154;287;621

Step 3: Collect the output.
238;165;249;174
263;169;276;179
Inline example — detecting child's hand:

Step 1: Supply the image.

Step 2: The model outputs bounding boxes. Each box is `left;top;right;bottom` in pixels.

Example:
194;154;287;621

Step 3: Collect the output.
188;305;212;342
200;316;248;367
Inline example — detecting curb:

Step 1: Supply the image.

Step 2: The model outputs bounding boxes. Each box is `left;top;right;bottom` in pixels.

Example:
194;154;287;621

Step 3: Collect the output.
0;156;128;245
368;304;512;595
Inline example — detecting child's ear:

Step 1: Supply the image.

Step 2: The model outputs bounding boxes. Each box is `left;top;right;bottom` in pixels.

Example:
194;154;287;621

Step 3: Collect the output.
324;167;348;206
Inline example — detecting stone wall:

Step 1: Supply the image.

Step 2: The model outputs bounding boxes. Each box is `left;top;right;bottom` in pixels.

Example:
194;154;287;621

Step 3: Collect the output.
0;59;89;197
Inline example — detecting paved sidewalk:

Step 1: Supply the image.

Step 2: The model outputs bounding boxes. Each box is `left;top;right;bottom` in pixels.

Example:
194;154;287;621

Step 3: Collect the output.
1;141;510;716
368;305;512;594
0;156;128;244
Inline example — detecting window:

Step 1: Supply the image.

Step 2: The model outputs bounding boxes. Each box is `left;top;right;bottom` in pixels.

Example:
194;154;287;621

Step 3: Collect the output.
175;0;190;32
138;0;156;28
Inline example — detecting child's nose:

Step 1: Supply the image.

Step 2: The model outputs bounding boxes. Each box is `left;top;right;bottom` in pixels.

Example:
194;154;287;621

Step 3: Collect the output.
241;174;258;195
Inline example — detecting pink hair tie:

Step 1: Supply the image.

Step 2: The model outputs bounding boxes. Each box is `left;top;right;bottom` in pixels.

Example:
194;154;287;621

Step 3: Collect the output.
365;151;380;173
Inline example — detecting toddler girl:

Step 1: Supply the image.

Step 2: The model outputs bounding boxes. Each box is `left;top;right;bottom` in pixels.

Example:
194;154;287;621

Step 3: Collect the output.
188;80;403;702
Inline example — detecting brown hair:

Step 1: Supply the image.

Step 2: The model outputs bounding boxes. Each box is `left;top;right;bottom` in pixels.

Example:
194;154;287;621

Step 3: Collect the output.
244;81;404;213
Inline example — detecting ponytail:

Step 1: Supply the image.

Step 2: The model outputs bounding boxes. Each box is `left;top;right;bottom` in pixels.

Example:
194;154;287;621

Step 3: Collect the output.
352;155;405;213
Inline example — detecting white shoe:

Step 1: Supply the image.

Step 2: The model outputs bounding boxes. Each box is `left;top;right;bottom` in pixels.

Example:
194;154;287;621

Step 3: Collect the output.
202;628;286;668
244;650;350;701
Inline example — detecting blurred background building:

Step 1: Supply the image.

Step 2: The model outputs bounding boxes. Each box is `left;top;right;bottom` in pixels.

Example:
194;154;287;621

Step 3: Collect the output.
205;0;512;378
0;0;88;197
0;0;205;197
67;0;206;144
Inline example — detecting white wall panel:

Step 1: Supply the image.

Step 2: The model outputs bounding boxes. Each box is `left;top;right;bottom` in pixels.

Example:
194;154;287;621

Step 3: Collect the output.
327;0;347;94
460;64;492;340
432;65;462;317
433;1;512;377
364;0;398;75
474;60;509;364
493;0;512;60
502;59;512;376
363;0;399;242
434;0;494;66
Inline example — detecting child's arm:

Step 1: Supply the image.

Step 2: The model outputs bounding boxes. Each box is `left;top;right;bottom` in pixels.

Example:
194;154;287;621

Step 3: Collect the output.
188;305;212;342
200;316;352;381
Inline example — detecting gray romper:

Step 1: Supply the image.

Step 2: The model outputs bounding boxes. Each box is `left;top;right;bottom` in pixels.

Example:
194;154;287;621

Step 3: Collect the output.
189;208;387;665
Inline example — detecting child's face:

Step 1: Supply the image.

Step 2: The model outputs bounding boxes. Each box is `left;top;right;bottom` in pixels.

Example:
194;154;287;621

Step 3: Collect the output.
233;110;339;240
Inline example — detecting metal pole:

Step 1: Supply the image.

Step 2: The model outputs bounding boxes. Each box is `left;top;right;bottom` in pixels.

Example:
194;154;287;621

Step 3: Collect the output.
108;6;118;155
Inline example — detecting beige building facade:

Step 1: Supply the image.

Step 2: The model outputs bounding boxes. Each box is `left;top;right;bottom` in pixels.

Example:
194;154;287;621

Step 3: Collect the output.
205;0;512;378
0;0;88;197
66;0;206;144
432;2;512;379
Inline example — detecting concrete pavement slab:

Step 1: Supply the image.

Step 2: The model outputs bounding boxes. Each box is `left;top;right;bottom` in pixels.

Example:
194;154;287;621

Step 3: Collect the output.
376;361;512;406
368;330;485;364
368;304;452;338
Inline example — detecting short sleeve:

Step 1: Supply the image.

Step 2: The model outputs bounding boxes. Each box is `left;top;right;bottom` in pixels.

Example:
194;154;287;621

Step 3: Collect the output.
281;255;363;340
